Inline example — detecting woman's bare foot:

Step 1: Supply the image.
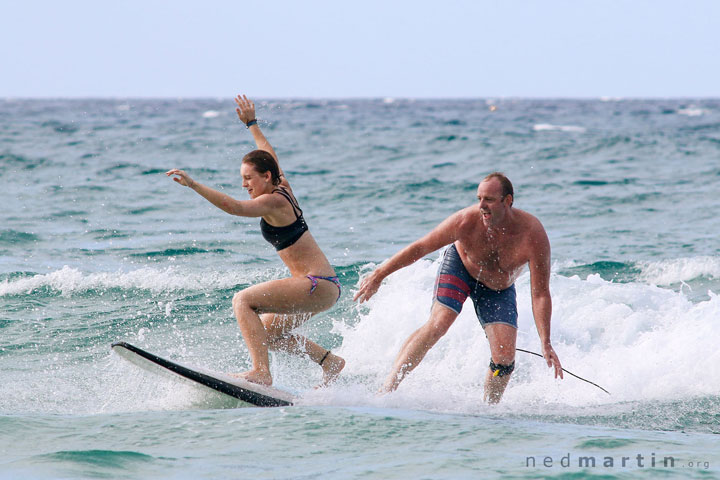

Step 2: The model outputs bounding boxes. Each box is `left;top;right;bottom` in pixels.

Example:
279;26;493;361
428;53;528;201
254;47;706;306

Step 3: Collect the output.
231;369;273;386
317;353;345;388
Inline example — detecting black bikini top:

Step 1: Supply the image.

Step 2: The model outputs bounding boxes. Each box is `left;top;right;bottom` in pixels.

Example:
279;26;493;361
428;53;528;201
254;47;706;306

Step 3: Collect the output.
260;188;308;251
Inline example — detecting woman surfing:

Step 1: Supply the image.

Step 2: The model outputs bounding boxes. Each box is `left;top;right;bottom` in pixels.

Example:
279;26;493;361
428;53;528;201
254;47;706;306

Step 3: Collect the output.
166;95;344;387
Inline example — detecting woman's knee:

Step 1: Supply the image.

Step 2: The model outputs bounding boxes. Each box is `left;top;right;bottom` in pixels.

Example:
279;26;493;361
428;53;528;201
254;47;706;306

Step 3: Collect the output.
262;314;283;341
232;290;255;314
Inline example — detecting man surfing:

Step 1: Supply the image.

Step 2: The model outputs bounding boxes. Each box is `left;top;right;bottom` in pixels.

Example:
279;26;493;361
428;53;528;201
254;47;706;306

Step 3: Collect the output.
354;172;563;403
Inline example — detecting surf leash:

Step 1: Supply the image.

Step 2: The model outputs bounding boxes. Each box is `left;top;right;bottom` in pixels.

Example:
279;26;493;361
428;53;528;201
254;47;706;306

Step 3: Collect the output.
516;348;610;395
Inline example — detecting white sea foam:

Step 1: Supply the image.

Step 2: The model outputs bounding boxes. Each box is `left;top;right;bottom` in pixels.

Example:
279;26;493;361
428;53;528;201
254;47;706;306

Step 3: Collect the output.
533;123;587;133
677;107;706;117
202;110;221;118
638;256;720;285
0;265;264;296
7;258;720;416
331;255;720;411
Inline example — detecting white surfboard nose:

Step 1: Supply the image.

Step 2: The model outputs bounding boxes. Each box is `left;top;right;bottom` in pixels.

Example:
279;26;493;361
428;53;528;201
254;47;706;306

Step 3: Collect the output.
111;341;295;407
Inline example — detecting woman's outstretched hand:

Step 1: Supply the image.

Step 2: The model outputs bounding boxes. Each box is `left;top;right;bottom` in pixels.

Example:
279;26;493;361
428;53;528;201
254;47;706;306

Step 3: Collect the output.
166;168;195;188
235;95;256;124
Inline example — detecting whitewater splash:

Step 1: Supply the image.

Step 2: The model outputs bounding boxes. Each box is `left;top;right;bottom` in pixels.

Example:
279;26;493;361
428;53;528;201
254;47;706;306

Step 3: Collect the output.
330;253;720;411
533;123;587;133
0;265;269;296
4;257;720;415
638;256;720;285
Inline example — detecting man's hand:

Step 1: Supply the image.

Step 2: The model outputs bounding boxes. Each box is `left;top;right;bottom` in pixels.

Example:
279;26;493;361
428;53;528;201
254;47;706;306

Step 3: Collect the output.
541;343;563;379
353;269;385;303
235;94;256;124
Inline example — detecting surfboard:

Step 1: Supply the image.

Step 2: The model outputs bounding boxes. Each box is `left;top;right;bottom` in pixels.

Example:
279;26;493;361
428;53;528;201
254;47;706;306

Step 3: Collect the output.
111;341;295;407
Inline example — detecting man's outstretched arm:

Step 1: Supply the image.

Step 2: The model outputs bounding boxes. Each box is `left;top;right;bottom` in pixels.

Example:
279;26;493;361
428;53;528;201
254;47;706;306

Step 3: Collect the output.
354;212;464;303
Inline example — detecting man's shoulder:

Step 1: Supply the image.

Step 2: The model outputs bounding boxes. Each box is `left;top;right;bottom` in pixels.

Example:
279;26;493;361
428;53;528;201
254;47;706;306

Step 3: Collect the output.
514;208;545;231
452;206;481;229
513;210;550;255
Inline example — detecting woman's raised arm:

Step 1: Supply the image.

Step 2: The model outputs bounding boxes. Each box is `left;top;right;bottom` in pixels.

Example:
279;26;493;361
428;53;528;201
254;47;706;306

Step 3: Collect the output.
235;95;289;189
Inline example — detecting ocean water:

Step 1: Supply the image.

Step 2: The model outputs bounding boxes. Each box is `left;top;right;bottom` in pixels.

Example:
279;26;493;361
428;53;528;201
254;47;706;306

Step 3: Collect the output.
1;97;719;478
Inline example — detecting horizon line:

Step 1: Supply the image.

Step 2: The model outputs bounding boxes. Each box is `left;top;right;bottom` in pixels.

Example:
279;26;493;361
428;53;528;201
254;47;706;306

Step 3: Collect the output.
3;95;719;101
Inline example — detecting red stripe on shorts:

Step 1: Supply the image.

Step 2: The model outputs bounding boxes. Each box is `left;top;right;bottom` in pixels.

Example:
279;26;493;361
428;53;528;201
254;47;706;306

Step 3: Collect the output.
435;287;468;303
437;274;471;295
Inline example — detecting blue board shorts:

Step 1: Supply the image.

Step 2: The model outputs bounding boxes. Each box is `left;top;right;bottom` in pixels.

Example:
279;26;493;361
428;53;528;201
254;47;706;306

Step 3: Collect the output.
433;244;518;329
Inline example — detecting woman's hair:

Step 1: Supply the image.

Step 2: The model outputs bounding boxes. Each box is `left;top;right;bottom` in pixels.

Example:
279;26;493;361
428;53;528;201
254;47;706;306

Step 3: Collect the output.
242;150;281;186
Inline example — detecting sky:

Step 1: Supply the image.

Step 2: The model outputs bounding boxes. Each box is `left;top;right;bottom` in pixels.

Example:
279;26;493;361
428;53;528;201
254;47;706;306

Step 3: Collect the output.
2;0;719;98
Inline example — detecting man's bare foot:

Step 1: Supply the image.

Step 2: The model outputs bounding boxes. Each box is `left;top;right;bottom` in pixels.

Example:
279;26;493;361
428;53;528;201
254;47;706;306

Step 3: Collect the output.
317;353;345;388
231;369;273;386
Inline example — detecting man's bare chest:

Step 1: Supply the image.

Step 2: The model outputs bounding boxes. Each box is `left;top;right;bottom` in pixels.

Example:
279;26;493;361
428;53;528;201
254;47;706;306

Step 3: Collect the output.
457;233;528;277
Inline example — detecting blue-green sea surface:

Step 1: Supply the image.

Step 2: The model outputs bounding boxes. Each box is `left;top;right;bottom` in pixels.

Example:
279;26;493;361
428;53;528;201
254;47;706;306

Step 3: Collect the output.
1;98;719;478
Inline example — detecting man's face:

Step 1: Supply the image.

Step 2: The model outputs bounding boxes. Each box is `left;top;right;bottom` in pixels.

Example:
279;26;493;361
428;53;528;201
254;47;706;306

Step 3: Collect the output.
476;179;510;227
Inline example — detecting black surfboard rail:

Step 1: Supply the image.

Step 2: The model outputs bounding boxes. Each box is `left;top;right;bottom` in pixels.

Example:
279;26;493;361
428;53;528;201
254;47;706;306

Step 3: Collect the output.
111;341;293;407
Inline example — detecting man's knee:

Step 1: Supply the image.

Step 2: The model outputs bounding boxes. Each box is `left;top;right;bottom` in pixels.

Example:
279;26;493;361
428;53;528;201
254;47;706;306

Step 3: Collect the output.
485;323;517;364
424;303;458;341
489;346;516;366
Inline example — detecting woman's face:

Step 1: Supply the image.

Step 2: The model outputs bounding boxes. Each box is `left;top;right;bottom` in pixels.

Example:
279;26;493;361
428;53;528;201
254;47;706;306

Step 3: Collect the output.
240;163;272;199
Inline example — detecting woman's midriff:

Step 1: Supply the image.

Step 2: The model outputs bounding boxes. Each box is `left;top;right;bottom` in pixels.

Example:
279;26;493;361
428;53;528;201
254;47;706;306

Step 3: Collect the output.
277;232;336;278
